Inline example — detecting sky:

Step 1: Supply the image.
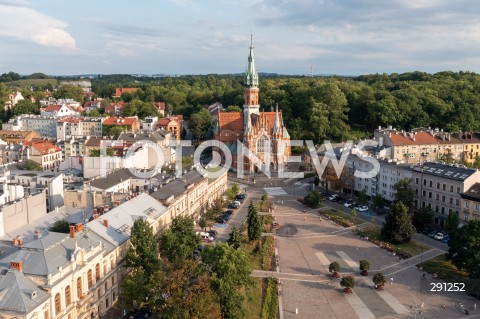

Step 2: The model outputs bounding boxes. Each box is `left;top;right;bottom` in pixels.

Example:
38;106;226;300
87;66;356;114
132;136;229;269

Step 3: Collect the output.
0;0;480;76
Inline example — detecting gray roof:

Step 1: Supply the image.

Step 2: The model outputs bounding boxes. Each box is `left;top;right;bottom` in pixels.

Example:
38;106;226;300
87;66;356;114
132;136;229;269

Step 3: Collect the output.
461;183;480;201
118;130;169;143
150;170;205;202
87;168;137;190
0;269;50;313
8;230;109;278
417;162;478;181
86;193;168;246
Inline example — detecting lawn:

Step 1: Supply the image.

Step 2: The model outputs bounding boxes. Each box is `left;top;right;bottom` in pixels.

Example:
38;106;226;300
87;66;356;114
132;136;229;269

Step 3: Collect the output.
417;254;468;282
323;210;364;227
357;225;431;257
244;278;263;319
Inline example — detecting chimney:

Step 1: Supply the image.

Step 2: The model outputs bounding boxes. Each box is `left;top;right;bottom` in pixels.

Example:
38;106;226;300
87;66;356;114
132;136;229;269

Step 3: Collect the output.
12;236;22;246
114;201;120;207
34;230;42;239
103;219;109;228
69;225;75;238
10;261;22;272
75;223;83;233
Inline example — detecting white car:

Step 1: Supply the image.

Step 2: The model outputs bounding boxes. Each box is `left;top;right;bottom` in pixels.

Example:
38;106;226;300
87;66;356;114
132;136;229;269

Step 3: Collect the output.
355;205;369;212
327;194;338;201
433;232;444;241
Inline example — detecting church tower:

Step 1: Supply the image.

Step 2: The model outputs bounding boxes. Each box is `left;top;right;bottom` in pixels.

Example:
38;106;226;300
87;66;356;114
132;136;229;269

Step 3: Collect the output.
244;35;260;124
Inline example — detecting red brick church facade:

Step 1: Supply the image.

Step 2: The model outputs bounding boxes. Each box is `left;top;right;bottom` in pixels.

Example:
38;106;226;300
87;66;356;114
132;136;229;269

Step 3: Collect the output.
213;38;291;173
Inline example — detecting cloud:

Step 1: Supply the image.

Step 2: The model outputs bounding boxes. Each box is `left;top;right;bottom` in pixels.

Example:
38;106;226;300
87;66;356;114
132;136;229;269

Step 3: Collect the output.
0;3;76;49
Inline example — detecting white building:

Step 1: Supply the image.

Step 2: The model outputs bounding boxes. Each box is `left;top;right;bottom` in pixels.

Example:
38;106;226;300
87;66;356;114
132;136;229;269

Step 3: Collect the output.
40;104;80;117
2;115;58;138
56;117;103;140
142;116;158;132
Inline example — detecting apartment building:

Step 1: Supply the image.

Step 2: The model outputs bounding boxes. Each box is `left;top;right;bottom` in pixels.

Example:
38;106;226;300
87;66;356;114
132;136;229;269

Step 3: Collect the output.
40;104;79;117
460;183;480;222
56;137;89;160
102;117;140;134
455;132;480;165
412;162;480;226
2;115;58;139
56;117;103;140
28;141;62;170
0;130;40;144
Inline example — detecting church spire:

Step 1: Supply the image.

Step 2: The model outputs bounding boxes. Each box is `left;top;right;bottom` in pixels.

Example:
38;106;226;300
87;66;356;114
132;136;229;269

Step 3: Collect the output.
273;103;281;136
245;34;259;88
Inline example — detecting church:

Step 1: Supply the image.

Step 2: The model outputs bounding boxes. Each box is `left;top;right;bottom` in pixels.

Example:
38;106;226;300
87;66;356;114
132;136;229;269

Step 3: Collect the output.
213;38;291;173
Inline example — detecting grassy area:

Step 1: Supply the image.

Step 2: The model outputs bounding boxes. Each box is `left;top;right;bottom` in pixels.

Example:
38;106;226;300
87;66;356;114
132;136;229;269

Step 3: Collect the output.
244;278;263;319
242;239;262;270
323;210;364;227
417;254;468;281
356;225;430;258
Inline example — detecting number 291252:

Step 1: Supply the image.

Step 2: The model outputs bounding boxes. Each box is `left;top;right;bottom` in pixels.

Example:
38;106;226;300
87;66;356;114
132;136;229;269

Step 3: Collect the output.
430;282;465;292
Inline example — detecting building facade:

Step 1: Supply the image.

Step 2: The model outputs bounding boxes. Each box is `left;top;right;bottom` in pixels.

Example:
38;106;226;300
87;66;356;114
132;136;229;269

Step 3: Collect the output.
213;38;291;173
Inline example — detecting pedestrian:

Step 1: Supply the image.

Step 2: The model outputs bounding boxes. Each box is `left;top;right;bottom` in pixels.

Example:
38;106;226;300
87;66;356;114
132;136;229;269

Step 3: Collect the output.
443;304;446;309
390;277;394;285
422;273;426;280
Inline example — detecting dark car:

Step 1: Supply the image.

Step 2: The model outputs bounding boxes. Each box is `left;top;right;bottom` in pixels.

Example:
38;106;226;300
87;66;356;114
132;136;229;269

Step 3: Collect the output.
208;230;218;238
222;214;231;221
224;210;234;216
236;194;247;200
337;198;346;205
216;216;227;224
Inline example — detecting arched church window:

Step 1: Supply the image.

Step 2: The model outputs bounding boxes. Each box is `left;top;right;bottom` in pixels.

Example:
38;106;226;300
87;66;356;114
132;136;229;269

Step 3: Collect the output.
257;135;270;153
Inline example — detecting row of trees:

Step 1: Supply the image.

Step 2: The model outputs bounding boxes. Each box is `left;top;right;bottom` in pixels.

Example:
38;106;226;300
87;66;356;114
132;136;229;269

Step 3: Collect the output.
88;71;480;141
121;216;254;318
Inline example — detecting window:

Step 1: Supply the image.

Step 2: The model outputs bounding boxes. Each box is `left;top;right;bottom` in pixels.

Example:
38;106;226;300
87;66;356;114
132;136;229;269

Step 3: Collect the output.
256;135;270;153
450;185;454;192
106;297;109;309
88;269;93;288
77;277;82;299
65;286;71;306
105;282;108;291
415;177;419;184
436;194;439;200
456;199;460;206
45;310;50;319
55;293;61;313
429;180;433;187
437;182;440;189
428;192;432;198
113;291;117;302
443;183;446;190
457;187;461;193
465;201;470;208
442;195;445;202
464;214;469;221
112;276;115;286
422;190;426;197
449;197;453;204
423;179;426;186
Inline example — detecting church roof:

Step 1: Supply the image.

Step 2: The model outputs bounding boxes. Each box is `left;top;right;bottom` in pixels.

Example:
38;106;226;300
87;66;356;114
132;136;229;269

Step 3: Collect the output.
218;112;244;131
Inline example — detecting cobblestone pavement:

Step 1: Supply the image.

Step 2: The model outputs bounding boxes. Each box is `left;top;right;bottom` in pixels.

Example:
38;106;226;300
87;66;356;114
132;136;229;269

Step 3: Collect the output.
269;198;480;319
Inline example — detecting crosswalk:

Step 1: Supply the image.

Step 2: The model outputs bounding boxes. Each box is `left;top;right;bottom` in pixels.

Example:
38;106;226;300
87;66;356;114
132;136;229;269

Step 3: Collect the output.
264;187;287;196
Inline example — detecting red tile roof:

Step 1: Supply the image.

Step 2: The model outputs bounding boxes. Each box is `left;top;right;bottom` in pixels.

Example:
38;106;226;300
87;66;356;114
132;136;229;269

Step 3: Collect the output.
218;112;244;131
40;104;62;112
152;102;166;110
389;131;437;145
103;117;137;126
115;88;138;96
31;141;61;155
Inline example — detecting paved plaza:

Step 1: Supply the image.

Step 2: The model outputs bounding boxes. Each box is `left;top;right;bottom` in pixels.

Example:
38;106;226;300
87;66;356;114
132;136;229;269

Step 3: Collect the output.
268;199;479;319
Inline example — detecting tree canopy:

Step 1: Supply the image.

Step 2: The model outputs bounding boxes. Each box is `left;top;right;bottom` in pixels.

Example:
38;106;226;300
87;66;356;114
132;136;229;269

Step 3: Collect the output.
159;215;200;264
381;201;415;244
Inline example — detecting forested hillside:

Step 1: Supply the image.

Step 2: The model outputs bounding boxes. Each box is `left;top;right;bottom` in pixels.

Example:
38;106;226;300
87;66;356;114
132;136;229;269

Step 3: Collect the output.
2;71;480;142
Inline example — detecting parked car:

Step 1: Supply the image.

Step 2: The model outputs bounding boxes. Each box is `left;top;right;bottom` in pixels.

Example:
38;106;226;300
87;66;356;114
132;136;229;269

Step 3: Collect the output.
344;200;355;208
355;205;369;212
337;198;346;205
200;234;214;243
216;216;227;224
208;230;218;238
321;192;331;197
228;203;237;209
441;235;450;243
428;230;438;238
224;210;234;216
422;227;433;235
222;214;231;221
236;194;247;200
328;194;339;201
433;232;444;241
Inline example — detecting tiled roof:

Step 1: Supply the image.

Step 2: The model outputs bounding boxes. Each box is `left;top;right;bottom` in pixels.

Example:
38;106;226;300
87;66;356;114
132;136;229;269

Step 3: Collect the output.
461;183;480;201
31;141;61;155
40;104;62;112
389;131;438;145
115;88;138;96
103;117;137;126
87;168;137;190
218;112;244;131
152;102;165;110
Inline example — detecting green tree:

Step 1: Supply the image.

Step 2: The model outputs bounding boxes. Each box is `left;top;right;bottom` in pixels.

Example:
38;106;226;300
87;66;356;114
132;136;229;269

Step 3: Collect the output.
224;105;242;112
328;261;340;277
201;243;254;319
358;189;368;204
122;219;161;311
159;215;200;264
448;221;480;271
49;219;70;233
445;211;460;235
373;193;385;210
54;84;84;101
228;225;241;249
198;216;207;232
107;126;125;138
190;108;211;140
12;99;39;115
359;259;370;275
158;259;222;319
246;201;261;242
372;272;386;288
393;178;414;211
412;205;433;230
350;208;357;219
126;219;161;275
231;183;240;196
23;159;42;171
340;276;355;292
304;190;322;208
381;201;415;244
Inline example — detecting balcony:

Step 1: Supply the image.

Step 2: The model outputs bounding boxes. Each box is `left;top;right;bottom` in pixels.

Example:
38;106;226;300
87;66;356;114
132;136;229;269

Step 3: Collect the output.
76;291;94;307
